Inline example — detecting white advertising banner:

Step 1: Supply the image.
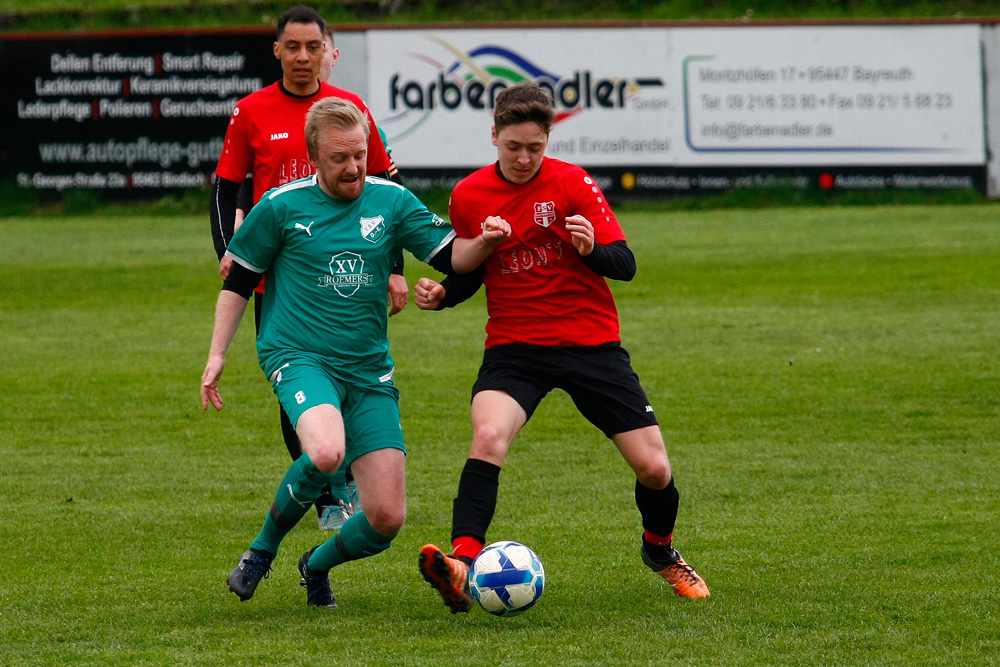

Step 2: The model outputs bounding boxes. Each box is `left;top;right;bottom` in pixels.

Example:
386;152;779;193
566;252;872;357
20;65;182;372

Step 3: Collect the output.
366;28;673;168
366;25;984;170
673;25;985;165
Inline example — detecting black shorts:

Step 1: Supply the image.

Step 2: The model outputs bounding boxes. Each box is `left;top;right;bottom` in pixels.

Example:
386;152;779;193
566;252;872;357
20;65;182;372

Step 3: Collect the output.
472;342;659;438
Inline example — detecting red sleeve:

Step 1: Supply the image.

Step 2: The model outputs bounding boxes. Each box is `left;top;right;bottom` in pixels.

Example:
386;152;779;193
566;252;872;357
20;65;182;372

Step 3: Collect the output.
214;101;252;184
566;164;625;245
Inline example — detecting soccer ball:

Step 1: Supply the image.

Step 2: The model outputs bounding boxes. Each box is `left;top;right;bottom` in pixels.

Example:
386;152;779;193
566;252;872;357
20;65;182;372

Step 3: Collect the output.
469;541;545;616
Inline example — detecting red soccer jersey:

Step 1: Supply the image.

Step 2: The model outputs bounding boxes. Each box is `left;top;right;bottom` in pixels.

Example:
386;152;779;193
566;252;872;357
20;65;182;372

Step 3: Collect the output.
449;157;626;348
215;81;391;203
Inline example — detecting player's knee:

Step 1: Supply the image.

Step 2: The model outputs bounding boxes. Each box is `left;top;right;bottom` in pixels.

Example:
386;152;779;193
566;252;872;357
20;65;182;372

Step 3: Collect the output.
635;458;671;489
470;423;510;460
365;503;405;536
306;446;344;474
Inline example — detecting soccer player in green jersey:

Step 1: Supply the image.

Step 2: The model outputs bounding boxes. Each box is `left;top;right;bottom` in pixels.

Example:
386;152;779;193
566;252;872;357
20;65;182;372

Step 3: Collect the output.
200;97;511;608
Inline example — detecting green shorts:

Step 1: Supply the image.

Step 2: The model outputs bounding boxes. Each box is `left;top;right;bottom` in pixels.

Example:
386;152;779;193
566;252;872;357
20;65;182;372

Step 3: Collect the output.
267;355;405;467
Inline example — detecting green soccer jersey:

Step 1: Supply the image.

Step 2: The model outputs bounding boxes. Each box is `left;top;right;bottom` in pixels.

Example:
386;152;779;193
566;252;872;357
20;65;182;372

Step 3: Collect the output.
226;174;455;383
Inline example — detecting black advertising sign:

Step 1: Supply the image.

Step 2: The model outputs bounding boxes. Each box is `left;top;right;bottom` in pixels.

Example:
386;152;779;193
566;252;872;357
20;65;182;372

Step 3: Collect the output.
1;28;276;196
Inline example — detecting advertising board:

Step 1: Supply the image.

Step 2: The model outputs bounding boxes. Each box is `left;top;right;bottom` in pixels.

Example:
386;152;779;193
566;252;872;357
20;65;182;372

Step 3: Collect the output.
672;25;984;166
1;23;988;198
1;30;274;194
366;24;985;196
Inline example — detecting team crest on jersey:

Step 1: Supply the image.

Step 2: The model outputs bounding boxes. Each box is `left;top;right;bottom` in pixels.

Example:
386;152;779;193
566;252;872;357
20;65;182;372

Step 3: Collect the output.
318;251;373;298
534;201;556;228
360;215;386;243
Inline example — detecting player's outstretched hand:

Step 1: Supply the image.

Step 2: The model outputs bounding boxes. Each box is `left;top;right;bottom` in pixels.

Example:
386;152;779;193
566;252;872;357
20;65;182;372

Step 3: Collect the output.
565;215;595;256
201;356;226;411
415;277;446;310
388;273;409;316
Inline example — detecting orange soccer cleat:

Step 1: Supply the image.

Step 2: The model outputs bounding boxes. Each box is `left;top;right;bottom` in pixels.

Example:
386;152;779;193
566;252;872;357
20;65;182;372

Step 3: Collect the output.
641;544;711;599
418;544;474;613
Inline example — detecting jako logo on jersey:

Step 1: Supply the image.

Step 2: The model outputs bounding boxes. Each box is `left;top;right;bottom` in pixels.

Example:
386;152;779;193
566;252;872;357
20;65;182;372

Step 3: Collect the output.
533;201;556;228
270;132;289;141
360;215;386;243
319;251;374;298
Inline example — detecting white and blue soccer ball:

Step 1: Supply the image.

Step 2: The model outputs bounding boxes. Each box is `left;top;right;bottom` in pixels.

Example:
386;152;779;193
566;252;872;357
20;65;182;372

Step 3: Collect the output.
469;541;545;616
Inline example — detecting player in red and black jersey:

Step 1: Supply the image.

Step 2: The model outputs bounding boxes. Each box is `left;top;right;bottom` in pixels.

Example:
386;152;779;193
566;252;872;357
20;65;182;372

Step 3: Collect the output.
416;83;710;612
210;8;396;277
208;6;406;528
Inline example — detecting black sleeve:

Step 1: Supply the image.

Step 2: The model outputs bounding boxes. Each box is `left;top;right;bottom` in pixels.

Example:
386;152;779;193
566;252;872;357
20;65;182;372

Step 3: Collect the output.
425;236;485;308
236;177;254;213
435;266;485;309
210;176;242;260
427;236;456;275
391;251;405;276
579;240;637;282
221;259;263;300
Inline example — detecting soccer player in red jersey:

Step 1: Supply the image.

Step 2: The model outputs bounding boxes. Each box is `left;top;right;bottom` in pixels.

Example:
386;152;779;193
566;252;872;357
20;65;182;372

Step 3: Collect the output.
211;7;394;269
208;6;405;528
416;83;710;611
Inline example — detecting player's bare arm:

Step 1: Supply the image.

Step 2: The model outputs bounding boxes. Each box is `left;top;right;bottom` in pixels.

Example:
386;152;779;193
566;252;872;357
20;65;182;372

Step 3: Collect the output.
387;273;409;316
449;216;511;273
200;289;250;411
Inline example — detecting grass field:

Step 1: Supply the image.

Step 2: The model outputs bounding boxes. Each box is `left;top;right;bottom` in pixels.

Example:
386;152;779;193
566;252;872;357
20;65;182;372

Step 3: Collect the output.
2;204;999;665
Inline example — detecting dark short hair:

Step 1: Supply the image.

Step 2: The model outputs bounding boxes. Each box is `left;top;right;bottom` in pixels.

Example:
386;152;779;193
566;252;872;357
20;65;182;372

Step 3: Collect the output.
494;83;556;134
277;5;325;41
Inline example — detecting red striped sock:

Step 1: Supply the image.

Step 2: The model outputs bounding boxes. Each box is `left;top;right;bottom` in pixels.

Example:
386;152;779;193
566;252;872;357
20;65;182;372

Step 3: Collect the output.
643;530;673;547
452;536;484;563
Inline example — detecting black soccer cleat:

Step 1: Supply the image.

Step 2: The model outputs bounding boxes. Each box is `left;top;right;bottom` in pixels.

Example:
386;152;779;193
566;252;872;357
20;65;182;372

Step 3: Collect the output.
298;547;338;608
226;549;273;602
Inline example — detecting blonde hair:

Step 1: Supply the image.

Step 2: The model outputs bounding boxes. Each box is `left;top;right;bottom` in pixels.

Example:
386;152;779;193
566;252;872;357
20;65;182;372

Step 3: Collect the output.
305;97;369;160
